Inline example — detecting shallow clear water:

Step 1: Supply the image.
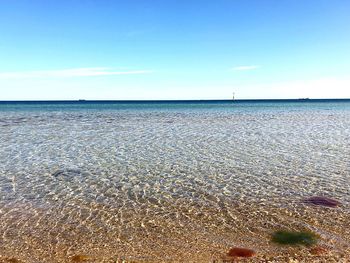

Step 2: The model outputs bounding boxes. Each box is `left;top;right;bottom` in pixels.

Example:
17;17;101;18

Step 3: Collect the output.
1;100;350;262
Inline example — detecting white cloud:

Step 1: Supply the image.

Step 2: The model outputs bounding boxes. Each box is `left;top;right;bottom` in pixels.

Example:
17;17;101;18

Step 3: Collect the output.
231;65;260;71
0;67;153;79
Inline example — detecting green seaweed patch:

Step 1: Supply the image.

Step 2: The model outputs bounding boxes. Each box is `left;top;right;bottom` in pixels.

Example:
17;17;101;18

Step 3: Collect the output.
271;230;318;246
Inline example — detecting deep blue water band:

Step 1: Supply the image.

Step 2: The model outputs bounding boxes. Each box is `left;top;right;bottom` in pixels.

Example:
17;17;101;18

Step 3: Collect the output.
1;99;350;105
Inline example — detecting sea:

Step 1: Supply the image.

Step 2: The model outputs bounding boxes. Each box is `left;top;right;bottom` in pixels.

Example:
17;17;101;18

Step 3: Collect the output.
0;100;350;262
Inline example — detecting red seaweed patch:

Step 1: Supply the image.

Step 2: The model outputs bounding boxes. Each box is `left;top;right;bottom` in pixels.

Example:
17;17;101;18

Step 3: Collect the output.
227;247;256;258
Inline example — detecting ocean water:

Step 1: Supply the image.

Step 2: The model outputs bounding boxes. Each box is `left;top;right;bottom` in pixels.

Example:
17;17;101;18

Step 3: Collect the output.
0;100;350;262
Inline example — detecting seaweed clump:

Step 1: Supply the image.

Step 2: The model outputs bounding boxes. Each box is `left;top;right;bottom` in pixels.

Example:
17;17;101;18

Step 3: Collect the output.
303;196;340;208
227;247;256;258
271;230;318;246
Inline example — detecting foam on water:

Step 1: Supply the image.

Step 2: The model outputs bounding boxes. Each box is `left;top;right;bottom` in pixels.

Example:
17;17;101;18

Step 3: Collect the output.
0;101;350;262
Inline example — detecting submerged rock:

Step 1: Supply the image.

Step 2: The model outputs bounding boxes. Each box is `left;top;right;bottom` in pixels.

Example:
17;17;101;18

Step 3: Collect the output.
227;247;256;257
272;230;318;246
303;196;340;207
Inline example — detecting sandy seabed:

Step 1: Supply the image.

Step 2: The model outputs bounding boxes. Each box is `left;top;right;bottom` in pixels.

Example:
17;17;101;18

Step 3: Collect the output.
0;197;349;262
1;102;350;262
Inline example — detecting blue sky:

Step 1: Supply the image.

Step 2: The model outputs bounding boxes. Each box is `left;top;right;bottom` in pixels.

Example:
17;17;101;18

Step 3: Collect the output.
0;0;349;100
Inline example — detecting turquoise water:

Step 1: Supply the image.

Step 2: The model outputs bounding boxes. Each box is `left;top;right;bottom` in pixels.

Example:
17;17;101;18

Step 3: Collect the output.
0;100;350;262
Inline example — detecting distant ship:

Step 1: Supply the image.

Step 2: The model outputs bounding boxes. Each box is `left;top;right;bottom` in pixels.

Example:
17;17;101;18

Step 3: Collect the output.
78;99;86;102
298;98;310;100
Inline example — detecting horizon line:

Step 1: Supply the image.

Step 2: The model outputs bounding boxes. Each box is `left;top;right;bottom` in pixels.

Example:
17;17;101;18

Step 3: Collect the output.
1;98;350;103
